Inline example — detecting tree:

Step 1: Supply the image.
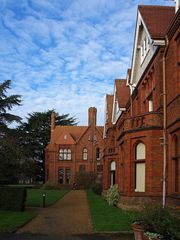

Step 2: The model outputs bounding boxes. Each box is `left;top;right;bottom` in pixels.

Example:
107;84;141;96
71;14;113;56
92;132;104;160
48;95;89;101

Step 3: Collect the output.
0;80;21;132
0;129;23;183
0;80;22;183
18;110;77;182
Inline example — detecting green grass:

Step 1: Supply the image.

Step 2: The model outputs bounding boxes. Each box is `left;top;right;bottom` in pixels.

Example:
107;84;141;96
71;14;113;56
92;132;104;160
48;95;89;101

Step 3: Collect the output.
0;210;36;233
26;189;68;207
87;190;139;232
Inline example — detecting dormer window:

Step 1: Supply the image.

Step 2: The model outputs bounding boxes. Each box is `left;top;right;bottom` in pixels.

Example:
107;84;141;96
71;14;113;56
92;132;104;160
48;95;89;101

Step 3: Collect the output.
140;36;150;64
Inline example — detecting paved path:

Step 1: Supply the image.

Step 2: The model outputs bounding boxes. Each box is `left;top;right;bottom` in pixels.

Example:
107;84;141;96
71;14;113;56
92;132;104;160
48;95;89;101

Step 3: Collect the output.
17;190;93;235
0;233;134;240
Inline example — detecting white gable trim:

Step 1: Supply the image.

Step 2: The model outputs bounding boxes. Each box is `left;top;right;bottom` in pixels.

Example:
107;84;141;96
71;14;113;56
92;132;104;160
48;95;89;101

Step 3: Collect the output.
112;84;118;124
130;11;152;87
111;83;126;124
103;96;108;138
129;9;167;93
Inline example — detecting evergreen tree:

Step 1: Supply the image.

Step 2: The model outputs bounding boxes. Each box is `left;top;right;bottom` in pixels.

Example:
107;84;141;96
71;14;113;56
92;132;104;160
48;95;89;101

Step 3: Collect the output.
0;80;22;183
18;110;77;182
0;80;21;132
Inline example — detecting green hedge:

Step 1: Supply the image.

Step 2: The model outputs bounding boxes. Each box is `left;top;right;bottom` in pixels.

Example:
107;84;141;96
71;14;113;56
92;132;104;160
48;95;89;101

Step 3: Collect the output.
0;187;27;211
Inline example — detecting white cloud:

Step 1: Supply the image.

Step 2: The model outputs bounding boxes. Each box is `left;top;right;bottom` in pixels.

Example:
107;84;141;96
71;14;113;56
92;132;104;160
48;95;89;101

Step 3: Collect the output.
0;0;175;125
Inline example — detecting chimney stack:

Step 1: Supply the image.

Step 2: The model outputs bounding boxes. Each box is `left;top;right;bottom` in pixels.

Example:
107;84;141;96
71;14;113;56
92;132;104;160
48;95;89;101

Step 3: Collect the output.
88;107;97;126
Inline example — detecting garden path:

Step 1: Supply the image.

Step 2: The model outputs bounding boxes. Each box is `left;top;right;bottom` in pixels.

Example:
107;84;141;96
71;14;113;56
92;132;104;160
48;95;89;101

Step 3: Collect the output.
17;190;93;235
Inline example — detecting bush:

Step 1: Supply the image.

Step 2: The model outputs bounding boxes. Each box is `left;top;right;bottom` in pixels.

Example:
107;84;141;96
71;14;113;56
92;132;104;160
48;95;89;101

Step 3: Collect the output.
92;183;103;195
0;187;27;211
105;184;119;206
74;172;96;189
133;204;180;240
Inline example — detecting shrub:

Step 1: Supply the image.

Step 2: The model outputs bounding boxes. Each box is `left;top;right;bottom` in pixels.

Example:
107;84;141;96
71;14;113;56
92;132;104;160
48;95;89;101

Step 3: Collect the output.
105;184;119;206
0;187;27;211
74;172;96;189
133;204;180;240
92;183;103;195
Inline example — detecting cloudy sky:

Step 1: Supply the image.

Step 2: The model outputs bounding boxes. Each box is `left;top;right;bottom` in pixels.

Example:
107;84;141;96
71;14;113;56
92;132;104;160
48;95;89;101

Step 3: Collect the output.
0;0;175;126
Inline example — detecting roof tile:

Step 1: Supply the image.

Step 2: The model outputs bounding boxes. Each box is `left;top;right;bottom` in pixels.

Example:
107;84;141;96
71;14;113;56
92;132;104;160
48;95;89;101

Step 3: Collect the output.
139;5;175;39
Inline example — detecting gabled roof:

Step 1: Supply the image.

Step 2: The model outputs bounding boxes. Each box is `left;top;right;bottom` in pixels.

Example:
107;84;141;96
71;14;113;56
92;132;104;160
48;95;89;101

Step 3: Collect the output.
55;130;75;145
115;79;130;107
138;5;175;39
106;94;113;123
53;126;87;143
50;125;104;145
96;126;104;136
106;94;114;126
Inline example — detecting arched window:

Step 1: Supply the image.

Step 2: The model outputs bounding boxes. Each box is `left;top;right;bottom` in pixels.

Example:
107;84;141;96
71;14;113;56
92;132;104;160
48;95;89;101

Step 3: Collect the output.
59;149;71;160
83;148;88;160
135;142;146;192
59;149;63;160
64;149;67;160
96;147;100;160
136;142;146;160
172;135;179;193
110;161;116;186
67;149;71;160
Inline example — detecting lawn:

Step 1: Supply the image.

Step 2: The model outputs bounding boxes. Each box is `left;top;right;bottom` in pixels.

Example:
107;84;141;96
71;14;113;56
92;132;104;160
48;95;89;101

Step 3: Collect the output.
86;190;138;232
26;189;68;207
0;210;36;233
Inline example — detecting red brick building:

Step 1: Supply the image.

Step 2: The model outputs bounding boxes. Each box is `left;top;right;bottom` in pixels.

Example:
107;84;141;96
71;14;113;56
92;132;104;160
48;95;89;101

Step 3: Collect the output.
103;5;179;208
45;107;104;187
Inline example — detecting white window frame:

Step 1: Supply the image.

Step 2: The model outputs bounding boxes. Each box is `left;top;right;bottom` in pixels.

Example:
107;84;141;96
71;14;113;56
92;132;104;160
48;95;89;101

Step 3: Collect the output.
135;142;146;192
83;148;88;160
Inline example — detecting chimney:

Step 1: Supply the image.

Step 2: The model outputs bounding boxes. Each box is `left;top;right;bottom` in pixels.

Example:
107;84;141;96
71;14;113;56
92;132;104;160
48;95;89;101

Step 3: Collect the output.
88;107;97;126
175;0;180;13
50;111;55;142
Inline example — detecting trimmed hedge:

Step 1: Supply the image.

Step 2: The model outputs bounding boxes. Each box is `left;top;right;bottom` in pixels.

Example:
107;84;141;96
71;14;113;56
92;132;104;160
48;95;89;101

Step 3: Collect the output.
74;172;96;189
0;187;27;211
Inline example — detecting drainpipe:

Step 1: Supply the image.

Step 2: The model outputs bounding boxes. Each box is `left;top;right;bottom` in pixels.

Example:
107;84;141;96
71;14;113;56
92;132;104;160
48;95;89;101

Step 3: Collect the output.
162;56;167;208
162;36;169;208
54;143;56;184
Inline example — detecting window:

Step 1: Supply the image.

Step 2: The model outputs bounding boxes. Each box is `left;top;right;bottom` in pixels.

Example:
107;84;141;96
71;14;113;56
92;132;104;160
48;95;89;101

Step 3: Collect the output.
96;148;100;160
59;148;71;160
64;149;67;160
110;161;116;186
83;148;88;160
58;168;64;184
135;142;146;192
59;149;63;160
67;149;71;160
140;36;150;64
65;168;71;184
148;94;153;112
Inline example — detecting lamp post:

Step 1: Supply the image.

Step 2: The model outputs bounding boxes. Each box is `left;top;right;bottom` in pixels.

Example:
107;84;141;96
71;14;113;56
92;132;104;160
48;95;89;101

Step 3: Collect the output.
42;192;46;208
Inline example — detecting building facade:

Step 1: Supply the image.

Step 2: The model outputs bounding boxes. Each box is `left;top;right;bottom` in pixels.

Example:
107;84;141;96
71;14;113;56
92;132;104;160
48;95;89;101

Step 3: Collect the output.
45;107;104;187
103;5;180;208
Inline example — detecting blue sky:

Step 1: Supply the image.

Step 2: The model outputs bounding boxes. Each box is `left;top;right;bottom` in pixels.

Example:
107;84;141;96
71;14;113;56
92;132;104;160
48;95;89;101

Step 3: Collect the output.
0;0;175;125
